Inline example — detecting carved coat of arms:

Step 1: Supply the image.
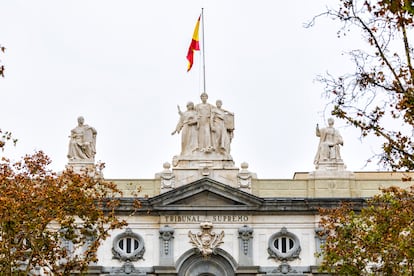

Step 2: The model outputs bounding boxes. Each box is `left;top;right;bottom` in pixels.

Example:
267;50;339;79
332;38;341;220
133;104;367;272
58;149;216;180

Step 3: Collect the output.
188;221;224;258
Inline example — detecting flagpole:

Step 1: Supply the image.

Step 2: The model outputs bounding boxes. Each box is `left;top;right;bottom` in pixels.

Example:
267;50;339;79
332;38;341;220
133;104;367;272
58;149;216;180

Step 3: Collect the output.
201;8;206;93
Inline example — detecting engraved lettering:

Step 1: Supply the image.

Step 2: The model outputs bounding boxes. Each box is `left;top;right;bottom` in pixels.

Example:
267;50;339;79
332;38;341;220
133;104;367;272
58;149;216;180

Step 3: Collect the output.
162;215;250;223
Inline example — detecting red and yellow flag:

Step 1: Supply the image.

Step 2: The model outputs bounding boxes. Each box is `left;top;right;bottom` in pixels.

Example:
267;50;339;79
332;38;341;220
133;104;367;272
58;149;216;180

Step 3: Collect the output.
186;16;201;72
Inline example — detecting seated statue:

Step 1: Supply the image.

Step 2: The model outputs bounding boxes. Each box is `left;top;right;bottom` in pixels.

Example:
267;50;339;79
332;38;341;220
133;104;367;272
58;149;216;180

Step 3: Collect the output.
67;116;97;162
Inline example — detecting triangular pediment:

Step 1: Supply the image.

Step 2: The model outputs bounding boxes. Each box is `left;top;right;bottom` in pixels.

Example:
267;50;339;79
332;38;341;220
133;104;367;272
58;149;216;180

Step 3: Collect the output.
149;178;263;211
173;190;245;206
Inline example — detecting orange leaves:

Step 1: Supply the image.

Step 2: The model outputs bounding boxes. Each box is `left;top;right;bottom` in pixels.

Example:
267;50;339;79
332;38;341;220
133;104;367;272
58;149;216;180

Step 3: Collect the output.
319;185;414;274
315;0;414;172
0;130;17;150
0;151;127;274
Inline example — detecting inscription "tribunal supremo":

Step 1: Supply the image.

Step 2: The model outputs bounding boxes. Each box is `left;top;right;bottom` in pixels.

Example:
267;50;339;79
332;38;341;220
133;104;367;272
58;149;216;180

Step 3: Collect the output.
163;215;249;223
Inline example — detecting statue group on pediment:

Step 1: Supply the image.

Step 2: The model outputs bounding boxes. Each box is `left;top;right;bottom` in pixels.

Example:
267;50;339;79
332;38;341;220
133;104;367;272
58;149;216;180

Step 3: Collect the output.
172;93;234;158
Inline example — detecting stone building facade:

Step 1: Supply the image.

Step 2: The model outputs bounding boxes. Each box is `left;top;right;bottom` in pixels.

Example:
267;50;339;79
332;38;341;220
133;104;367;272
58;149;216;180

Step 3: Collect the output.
66;103;413;275
92;171;412;276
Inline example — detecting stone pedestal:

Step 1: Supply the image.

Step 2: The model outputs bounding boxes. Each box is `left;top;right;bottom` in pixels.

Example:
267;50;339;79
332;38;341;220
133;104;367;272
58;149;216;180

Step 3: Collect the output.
156;152;256;190
66;161;101;178
308;161;356;197
310;159;353;179
314;159;346;171
172;156;240;188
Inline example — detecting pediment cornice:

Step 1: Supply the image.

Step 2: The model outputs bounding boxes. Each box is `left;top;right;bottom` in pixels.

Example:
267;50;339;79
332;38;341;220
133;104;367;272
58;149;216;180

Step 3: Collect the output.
148;177;263;211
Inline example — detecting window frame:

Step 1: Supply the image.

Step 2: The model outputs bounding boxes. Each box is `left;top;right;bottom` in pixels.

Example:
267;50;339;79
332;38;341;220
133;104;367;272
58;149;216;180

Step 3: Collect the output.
112;228;145;261
267;227;301;261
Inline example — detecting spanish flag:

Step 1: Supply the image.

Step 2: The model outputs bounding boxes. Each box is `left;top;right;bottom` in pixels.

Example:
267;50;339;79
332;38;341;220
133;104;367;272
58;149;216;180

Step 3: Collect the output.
186;16;201;72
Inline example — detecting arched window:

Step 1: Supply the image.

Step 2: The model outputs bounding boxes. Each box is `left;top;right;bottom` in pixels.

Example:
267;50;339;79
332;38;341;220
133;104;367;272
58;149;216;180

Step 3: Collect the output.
268;227;301;261
112;228;145;261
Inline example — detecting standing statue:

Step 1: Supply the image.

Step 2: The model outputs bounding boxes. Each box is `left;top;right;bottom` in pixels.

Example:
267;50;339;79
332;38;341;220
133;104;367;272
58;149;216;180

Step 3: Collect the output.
211;100;233;155
314;118;343;165
172;94;235;159
171;102;198;156
195;93;214;152
67;116;97;162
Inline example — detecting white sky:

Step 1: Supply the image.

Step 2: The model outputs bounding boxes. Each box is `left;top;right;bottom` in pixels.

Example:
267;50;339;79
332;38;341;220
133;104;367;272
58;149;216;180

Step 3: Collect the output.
0;0;384;179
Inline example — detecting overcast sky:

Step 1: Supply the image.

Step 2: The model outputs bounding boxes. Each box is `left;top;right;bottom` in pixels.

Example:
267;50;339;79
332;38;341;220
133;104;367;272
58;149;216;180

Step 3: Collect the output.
0;0;384;179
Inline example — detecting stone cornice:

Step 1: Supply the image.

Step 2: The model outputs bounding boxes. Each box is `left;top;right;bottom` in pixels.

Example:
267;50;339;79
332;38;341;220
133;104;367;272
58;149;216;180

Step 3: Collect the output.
112;197;367;215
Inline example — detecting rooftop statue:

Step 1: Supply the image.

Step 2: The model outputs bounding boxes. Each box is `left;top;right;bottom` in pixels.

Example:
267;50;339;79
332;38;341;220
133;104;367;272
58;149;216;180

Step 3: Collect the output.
171;102;198;156
314;118;343;166
195;92;214;153
211;99;233;156
172;93;234;159
67;116;97;162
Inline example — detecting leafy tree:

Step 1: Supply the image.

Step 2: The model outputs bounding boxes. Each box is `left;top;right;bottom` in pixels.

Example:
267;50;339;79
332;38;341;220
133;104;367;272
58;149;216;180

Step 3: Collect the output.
310;2;414;273
318;186;414;275
0;151;128;275
310;0;414;170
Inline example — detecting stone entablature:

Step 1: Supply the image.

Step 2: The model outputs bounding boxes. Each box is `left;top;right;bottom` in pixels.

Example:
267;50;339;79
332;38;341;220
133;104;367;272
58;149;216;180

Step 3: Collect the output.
110;171;414;198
